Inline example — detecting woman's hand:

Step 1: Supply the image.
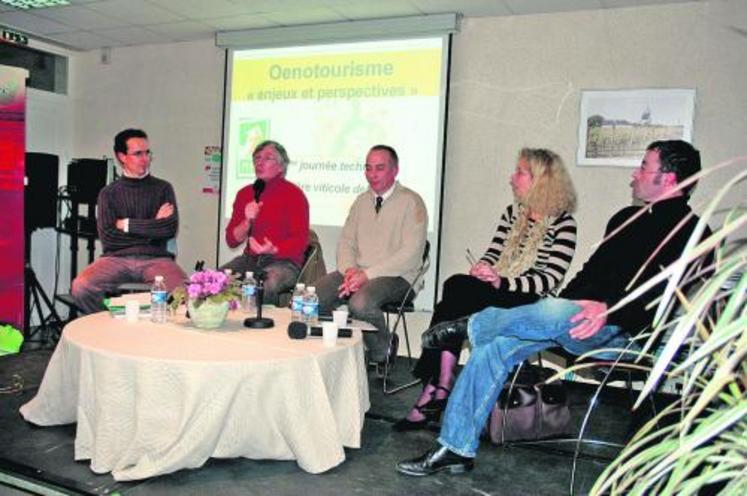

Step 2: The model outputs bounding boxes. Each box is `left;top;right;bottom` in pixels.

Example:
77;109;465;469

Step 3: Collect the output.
470;262;500;285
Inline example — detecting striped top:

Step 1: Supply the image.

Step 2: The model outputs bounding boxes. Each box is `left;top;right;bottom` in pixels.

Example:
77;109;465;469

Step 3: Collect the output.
480;204;577;295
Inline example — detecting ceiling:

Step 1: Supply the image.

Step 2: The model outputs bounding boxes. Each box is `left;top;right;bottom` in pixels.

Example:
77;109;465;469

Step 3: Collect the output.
0;0;700;51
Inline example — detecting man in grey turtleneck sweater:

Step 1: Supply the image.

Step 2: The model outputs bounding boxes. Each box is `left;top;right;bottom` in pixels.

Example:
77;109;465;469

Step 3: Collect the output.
71;128;186;314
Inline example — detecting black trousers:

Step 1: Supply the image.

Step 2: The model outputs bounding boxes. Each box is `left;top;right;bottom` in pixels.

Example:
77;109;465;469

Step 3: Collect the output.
412;274;540;383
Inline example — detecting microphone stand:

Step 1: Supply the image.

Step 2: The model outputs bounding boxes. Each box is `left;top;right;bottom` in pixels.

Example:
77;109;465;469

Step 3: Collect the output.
243;275;274;329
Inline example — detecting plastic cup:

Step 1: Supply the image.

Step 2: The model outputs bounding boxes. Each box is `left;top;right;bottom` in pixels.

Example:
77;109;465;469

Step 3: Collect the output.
332;309;348;328
322;322;338;348
125;300;140;323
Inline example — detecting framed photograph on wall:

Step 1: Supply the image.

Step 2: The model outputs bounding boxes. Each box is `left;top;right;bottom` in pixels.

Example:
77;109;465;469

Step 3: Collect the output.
577;88;696;167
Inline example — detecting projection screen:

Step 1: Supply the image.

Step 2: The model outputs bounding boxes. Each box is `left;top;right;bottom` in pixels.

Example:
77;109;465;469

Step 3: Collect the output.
220;35;451;309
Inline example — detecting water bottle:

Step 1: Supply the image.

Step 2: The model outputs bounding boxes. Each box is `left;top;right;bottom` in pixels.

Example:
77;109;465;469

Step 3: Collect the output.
291;283;305;322
150;275;168;324
242;271;257;314
302;286;319;326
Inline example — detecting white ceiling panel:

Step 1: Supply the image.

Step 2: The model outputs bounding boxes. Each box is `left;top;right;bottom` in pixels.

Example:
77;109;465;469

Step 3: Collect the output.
504;0;603;16
600;0;698;7
45;29;118;50
412;0;512;17
84;0;186;25
0;10;76;34
147;0;250;20
261;6;346;26
33;5;129;30
229;0;323;13
94;25;169;45
201;14;279;32
329;1;422;20
148;20;215;41
0;0;702;51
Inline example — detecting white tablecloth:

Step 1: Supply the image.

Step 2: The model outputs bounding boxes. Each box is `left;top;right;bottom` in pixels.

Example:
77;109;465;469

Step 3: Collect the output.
20;307;370;480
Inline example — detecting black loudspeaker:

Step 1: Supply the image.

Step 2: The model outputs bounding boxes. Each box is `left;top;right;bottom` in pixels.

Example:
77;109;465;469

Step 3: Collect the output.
67;158;108;205
25;152;59;232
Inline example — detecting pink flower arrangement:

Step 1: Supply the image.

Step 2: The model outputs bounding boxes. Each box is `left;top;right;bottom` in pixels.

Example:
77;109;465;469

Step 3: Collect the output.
187;270;229;300
170;269;241;310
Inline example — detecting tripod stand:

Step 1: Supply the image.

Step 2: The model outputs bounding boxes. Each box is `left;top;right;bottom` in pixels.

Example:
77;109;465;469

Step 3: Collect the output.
24;230;64;348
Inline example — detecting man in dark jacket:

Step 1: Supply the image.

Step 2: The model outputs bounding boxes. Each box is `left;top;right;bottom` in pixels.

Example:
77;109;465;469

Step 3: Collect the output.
397;140;710;476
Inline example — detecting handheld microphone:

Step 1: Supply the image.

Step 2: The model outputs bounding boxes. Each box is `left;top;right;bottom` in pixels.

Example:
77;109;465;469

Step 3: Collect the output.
247;179;265;238
252;179;265;202
288;321;308;339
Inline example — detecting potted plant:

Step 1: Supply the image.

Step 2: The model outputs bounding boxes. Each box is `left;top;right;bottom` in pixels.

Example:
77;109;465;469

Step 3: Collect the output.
171;269;242;329
586;165;746;494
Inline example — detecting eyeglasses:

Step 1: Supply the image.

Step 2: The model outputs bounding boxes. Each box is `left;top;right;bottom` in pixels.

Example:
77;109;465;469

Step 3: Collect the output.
253;155;279;164
127;150;153;158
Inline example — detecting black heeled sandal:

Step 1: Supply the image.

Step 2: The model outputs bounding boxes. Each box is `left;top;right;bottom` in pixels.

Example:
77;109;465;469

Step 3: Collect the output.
418;385;451;415
392;404;440;432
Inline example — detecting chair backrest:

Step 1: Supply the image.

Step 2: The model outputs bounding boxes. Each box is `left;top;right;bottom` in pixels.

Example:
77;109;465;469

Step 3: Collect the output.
397;240;431;310
297;229;326;285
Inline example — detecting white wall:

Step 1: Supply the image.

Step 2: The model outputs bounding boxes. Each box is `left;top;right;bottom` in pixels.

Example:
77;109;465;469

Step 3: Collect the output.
26;89;75;317
73;39;226;272
66;1;746;355
441;0;746;285
24;37;77;321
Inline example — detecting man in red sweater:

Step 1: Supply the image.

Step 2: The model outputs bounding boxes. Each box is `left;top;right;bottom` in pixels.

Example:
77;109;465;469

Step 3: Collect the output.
223;141;309;305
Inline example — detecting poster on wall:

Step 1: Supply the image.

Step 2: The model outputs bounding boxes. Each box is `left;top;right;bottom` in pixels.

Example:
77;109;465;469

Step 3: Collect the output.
577;88;696;167
0;65;28;331
202;146;221;194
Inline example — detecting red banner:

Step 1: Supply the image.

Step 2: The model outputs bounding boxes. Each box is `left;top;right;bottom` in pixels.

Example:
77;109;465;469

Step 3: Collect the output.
0;65;27;330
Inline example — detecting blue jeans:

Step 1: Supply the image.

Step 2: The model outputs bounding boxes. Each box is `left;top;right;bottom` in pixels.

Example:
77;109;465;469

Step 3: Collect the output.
437;298;631;457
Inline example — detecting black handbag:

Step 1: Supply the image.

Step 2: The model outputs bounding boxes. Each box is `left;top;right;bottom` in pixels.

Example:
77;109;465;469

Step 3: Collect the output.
486;364;571;444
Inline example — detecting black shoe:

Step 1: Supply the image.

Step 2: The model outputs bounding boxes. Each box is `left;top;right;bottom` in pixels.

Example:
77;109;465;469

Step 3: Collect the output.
421;318;469;349
397;445;474;476
419;386;451;415
392;405;439;432
392;416;430;432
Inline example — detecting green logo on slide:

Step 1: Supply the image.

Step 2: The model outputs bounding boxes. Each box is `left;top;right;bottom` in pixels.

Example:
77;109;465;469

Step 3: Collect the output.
237;119;269;178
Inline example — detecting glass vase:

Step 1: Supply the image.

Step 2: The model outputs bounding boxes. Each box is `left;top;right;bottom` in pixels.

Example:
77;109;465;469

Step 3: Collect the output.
187;299;229;330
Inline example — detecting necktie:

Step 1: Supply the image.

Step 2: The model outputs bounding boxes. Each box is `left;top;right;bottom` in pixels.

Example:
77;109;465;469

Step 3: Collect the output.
375;196;383;214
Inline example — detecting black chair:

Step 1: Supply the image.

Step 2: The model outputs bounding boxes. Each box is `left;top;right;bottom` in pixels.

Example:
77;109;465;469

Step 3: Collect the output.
379;240;431;394
277;237;322;308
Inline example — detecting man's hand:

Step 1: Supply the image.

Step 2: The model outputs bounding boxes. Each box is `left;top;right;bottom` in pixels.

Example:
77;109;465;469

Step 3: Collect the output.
338;268;368;298
156;202;174;219
569;300;608;340
249;236;278;255
244;201;262;222
115;219;126;230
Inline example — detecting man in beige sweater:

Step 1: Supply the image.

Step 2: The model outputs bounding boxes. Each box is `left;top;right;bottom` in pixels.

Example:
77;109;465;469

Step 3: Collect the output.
316;145;428;365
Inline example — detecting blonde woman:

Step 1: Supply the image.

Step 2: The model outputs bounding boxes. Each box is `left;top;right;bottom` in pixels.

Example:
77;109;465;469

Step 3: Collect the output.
394;148;578;431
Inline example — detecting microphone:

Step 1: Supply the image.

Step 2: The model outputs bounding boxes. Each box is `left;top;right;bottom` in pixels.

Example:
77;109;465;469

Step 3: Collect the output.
247;179;265;238
288;321;308;340
252;179;265;202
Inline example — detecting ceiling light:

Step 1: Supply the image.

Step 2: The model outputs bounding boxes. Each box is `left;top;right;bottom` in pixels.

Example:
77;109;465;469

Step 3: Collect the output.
0;0;70;9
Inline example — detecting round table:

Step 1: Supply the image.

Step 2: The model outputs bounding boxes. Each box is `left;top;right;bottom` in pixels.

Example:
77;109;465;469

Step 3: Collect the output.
20;307;370;480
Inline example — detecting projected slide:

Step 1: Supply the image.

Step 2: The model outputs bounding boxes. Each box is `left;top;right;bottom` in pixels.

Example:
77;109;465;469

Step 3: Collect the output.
223;37;446;227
